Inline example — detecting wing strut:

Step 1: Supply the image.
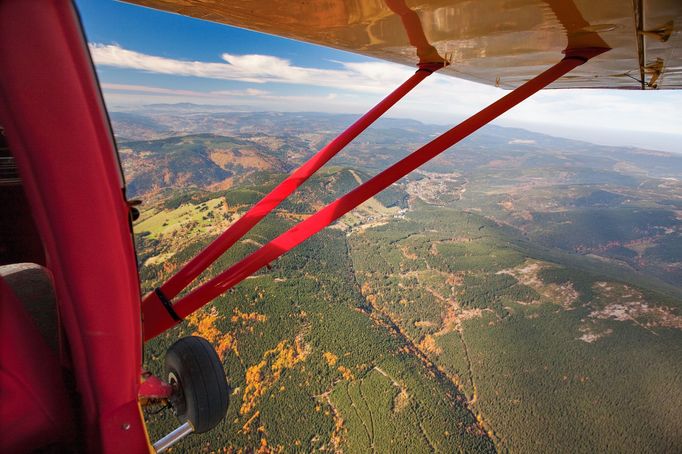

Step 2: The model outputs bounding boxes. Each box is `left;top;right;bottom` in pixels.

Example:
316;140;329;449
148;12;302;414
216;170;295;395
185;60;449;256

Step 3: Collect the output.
143;65;439;327
143;47;608;341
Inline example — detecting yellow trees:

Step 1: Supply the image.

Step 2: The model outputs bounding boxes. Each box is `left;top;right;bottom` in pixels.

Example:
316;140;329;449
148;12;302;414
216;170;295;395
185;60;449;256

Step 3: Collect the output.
241;339;309;415
186;306;267;360
323;351;338;366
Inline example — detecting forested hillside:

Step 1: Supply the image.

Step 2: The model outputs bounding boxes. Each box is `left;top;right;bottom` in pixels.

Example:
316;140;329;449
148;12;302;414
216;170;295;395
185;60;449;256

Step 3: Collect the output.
121;108;682;452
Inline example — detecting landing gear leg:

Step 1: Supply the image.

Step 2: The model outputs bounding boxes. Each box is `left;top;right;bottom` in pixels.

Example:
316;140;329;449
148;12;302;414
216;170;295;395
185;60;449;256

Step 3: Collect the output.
152;336;229;452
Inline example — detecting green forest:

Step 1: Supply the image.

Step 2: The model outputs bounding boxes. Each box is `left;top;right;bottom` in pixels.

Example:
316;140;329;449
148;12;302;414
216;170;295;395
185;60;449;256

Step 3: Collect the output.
119;119;682;452
134;169;682;453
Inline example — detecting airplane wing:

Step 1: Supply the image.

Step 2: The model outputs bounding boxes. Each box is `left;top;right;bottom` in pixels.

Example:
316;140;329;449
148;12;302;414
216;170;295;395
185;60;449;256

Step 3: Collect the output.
123;0;681;89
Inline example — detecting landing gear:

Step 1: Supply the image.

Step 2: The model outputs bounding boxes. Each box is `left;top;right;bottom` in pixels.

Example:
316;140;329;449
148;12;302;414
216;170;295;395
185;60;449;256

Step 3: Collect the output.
152;336;229;452
164;336;229;434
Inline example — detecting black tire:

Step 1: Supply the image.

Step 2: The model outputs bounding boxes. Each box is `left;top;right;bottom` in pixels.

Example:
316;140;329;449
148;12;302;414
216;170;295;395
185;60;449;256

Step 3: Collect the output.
164;336;229;433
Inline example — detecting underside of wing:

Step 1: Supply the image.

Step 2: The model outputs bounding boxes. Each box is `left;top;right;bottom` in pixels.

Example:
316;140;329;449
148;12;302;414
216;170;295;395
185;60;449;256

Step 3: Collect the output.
123;0;681;90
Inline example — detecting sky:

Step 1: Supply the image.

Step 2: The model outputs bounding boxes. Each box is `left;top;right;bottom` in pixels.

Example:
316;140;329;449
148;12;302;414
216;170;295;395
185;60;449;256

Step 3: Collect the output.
77;0;682;153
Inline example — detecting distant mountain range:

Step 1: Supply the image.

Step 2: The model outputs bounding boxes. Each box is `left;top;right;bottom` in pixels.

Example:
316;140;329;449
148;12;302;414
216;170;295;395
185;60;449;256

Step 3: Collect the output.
113;108;682;195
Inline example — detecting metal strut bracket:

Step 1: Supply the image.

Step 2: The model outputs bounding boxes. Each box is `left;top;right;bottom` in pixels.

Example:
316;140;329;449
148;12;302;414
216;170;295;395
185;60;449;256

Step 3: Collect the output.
154;287;182;322
142;48;608;341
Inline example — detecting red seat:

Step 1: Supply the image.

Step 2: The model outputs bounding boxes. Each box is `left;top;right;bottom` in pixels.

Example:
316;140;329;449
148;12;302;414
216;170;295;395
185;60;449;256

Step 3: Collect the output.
0;277;74;452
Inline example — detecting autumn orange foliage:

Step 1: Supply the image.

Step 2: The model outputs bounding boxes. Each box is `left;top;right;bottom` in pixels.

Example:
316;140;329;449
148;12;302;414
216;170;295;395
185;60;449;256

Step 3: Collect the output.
337;365;355;381
418;334;443;355
185;307;238;359
360;282;371;295
231;307;267;324
323;351;338;366
216;333;236;359
240;339;309;415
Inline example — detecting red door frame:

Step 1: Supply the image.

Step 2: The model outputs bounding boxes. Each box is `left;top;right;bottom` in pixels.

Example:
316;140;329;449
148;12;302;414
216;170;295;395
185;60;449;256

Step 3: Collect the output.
0;0;149;451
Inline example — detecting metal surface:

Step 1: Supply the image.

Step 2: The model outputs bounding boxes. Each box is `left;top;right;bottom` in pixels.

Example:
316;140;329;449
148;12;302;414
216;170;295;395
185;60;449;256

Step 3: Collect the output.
124;0;682;89
138;373;174;401
153;422;194;453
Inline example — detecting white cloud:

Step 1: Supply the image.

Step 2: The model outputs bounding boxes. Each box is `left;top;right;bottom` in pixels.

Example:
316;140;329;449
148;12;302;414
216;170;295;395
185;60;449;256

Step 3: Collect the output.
211;88;271;96
92;43;682;150
90;43;394;93
100;83;363;113
245;88;269;96
102;83;275;99
101;83;216;97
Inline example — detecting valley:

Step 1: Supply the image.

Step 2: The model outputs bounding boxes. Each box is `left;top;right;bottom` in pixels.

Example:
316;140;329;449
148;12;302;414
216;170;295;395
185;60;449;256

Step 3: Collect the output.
119;106;682;452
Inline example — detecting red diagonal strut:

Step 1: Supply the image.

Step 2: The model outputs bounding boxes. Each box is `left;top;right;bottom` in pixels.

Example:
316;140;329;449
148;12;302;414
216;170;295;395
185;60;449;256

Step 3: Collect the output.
144;67;437;310
143;48;608;340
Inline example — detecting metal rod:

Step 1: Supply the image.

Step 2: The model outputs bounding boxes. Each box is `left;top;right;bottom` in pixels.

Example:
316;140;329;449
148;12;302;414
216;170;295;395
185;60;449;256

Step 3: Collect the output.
633;0;647;89
153;421;194;453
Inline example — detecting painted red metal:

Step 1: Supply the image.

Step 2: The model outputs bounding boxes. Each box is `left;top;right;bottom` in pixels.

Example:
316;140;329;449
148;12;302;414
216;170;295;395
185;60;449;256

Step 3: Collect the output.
144;67;435;316
0;0;148;451
139;373;174;400
0;278;75;452
143;48;608;340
